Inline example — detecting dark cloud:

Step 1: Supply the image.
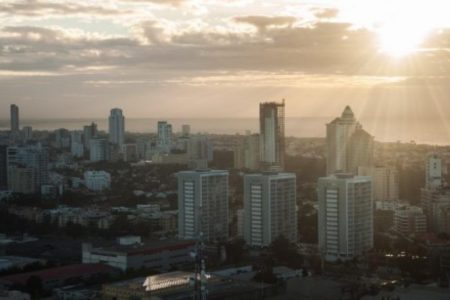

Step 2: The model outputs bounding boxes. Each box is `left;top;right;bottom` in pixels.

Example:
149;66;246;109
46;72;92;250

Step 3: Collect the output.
0;0;129;17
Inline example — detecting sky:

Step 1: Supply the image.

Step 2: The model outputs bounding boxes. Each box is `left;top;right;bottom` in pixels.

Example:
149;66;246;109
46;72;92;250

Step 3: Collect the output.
1;0;450;127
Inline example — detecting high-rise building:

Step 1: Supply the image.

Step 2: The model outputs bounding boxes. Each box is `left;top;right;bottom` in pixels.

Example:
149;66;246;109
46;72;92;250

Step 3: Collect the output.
421;188;450;233
318;173;373;262
243;172;297;247
157;121;173;153
109;109;125;147
0;145;7;190
259;100;285;169
326;106;374;175
177;170;229;242
187;134;213;162
10;104;19;133
90;139;109;162
122;144;138;162
7;144;49;194
71;131;84;158
83;122;98;150
359;166;399;209
84;171;111;191
234;133;260;170
426;153;443;190
22;126;33;141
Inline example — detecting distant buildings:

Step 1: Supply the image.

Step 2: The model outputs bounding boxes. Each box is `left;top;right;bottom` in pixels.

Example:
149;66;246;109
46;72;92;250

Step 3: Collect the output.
122;143;138;162
108;108;125;147
318;173;373;262
243;172;297;246
177;169;229;242
182;124;190;136
70;131;84;158
0;145;7;190
187;134;213;162
359;166;399;209
259;100;285;169
426;153;443;190
10;104;19;133
394;205;427;236
7;144;49;194
84;171;111;191
326;106;374;175
421;188;450;234
22;126;32;141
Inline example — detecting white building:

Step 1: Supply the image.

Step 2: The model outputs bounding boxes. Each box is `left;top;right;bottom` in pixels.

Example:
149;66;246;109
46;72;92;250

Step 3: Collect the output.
326;106;374;175
359;166;399;208
109;108;125;147
177;169;229;242
84;171;111;191
243;172;297;247
318;173;373;262
426;153;443;190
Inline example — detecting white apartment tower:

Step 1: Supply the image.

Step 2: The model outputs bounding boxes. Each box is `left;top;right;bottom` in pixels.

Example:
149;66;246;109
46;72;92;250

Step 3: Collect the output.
318;173;373;262
426;153;443;190
326;106;374;175
108;108;125;147
177;170;229;242
243;172;297;247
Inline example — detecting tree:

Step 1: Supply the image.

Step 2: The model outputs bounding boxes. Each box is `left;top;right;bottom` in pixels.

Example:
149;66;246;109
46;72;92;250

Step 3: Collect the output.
269;235;303;268
225;238;247;264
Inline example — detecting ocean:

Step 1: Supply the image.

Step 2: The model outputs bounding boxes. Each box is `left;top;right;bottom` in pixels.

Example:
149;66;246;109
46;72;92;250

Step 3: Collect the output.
0;117;449;145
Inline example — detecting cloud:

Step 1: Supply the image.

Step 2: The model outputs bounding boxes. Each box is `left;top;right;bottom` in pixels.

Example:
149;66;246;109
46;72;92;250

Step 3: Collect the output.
234;15;297;32
0;0;129;17
117;0;186;6
311;7;339;19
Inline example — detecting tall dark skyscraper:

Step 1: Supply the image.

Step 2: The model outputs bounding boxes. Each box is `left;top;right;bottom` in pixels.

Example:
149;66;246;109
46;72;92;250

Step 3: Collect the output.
259;100;285;169
10;104;19;133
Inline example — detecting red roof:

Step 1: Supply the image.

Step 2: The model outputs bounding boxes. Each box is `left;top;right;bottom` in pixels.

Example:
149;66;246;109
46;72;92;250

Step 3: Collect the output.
0;263;119;286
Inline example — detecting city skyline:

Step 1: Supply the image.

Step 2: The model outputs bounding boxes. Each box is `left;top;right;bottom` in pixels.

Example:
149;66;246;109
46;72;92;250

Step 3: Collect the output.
1;1;450;128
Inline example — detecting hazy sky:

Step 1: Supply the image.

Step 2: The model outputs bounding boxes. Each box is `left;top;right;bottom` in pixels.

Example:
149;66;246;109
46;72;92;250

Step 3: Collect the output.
1;0;450;123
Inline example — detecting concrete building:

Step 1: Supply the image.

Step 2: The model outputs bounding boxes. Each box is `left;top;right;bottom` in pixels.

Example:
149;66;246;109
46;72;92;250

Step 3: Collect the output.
421;188;450;233
181;124;191;136
326;106;374;175
187;134;213;162
7;145;49;194
426;153;443;190
84;171;111;191
0;145;7;190
243;172;297;247
89;138;108;162
83;122;97;150
122;143;138;162
359;166;399;209
157;121;173;153
177;169;229;242
70;131;84;158
234;133;260;170
10;104;19;133
394;205;427;236
82;238;195;271
318;173;373;262
22;126;32;141
109;108;125;147
260;100;285;169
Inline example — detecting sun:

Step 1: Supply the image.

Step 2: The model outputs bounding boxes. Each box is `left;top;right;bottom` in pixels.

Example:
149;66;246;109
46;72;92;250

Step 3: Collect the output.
377;22;427;57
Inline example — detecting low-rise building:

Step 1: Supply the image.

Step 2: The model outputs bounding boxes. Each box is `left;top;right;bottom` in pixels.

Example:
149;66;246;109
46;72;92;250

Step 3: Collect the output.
82;239;195;272
84;171;111;192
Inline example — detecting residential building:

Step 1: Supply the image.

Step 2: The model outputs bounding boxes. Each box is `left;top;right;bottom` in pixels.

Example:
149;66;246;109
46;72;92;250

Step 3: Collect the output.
109;108;125;147
83;122;98;149
259;100;285;169
234;133;260;170
426;153;443;190
10;104;19;133
394;205;427;236
243;172;297;247
326;106;374;175
318;173;373;262
84;171;111;191
157;121;173;153
89;138;108;162
177;169;229;242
